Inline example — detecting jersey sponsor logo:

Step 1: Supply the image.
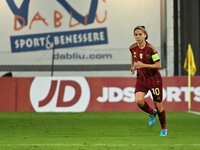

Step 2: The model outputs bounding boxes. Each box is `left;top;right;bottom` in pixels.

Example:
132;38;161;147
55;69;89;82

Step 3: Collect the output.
30;77;90;112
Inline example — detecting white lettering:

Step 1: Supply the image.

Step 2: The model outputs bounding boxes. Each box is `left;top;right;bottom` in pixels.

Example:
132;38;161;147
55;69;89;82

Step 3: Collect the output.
93;32;99;41
54;36;60;45
180;87;194;102
162;88;166;101
97;87;108;102
78;34;83;43
123;87;135;102
26;38;33;48
167;87;181;102
96;86;200;104
109;87;123;102
73;34;78;43
100;31;105;41
33;38;40;47
20;39;26;48
39;37;45;46
60;35;65;45
66;35;72;44
194;87;200;102
180;87;188;102
144;91;153;100
83;33;87;42
88;33;92;42
15;40;19;49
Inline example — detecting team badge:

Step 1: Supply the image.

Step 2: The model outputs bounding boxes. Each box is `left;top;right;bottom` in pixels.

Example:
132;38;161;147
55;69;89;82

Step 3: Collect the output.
139;53;143;59
146;54;151;58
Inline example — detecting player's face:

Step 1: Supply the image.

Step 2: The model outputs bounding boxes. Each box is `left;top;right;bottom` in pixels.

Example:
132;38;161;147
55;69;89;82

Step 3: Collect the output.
134;29;146;44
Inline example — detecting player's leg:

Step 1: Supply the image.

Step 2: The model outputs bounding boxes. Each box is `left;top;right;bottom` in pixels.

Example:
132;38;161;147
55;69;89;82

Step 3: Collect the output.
135;82;157;127
135;92;157;127
135;81;155;115
154;102;166;128
154;101;167;136
150;84;167;136
135;91;155;114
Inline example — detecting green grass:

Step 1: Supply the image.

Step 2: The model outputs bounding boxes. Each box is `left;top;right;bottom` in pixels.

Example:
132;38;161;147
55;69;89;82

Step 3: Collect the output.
0;112;199;150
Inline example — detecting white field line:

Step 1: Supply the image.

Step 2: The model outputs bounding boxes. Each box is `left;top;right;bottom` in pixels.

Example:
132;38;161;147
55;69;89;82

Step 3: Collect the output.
1;144;200;147
188;111;200;115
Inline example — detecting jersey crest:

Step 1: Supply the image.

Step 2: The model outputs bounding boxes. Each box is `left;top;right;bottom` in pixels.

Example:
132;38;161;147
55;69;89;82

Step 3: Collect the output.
146;54;151;59
139;53;143;59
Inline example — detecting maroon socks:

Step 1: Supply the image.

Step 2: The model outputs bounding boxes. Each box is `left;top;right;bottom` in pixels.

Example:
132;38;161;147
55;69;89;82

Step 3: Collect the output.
138;101;154;115
158;110;167;129
138;101;167;129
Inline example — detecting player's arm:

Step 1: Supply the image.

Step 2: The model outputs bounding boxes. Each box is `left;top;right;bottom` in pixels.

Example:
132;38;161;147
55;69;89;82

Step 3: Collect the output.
130;55;135;74
134;60;161;69
129;43;137;74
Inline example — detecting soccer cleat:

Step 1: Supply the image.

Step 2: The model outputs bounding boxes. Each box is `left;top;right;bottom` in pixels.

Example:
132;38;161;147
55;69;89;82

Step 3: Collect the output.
149;109;157;127
160;129;167;136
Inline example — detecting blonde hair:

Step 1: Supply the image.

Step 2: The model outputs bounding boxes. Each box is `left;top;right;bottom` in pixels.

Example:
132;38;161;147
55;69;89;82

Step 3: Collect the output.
134;25;148;40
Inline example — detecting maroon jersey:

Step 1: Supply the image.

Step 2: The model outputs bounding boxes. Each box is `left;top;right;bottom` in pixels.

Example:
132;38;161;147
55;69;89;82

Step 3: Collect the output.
129;42;162;85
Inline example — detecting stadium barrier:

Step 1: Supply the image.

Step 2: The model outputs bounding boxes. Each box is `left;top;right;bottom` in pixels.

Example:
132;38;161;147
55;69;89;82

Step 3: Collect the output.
0;76;199;112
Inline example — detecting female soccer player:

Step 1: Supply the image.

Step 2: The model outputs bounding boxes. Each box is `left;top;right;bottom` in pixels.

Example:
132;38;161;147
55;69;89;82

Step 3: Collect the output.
129;25;167;136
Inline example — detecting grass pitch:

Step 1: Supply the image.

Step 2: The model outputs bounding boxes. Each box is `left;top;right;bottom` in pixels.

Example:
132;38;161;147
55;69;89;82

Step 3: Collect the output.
0;112;199;150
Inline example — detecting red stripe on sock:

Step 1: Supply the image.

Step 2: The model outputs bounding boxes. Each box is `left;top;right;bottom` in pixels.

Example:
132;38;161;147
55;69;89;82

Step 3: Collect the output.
161;126;167;129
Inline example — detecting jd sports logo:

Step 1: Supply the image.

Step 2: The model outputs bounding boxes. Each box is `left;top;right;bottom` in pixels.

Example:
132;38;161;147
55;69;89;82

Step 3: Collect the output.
30;77;90;112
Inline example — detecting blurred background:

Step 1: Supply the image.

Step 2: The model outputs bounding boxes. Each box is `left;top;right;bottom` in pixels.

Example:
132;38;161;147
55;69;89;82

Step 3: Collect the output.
0;1;200;149
0;0;199;77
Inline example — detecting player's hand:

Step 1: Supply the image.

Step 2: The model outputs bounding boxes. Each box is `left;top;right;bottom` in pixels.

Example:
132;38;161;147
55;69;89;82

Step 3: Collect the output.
134;61;144;68
130;67;135;74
